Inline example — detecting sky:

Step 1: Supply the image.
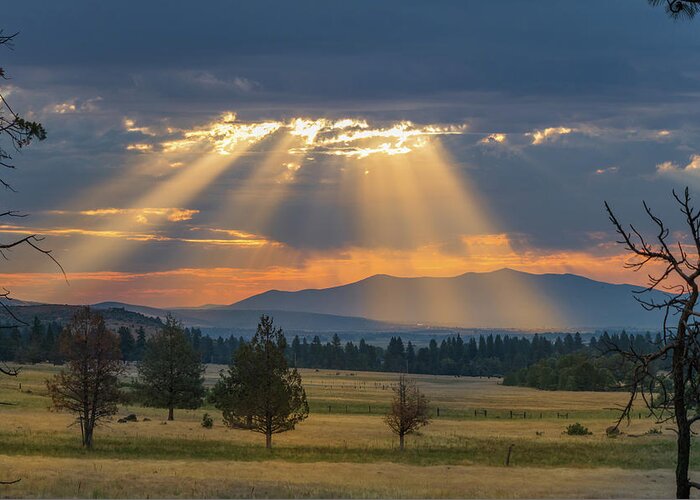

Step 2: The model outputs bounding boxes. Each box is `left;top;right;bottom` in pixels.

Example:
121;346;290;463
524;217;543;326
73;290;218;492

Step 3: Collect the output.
1;0;700;307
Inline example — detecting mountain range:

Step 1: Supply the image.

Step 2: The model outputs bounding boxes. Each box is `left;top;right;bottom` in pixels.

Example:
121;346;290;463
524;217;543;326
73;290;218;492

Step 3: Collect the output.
1;269;669;334
228;268;666;330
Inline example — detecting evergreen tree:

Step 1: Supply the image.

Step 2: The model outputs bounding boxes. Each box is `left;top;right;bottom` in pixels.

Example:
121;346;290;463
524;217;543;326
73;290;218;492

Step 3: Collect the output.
137;315;205;420
211;315;308;449
135;327;146;360
26;316;45;363
384;337;406;372
118;326;135;361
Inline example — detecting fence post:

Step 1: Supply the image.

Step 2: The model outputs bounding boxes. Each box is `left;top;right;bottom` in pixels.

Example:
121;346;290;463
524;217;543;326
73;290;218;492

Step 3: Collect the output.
505;443;515;466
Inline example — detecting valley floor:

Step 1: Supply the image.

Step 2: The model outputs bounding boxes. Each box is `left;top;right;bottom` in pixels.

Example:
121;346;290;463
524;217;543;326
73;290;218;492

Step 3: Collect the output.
0;365;696;498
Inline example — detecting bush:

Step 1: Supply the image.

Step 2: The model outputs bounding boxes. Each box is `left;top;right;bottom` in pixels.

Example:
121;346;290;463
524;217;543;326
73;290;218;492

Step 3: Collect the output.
605;425;620;437
565;422;592;436
201;413;213;429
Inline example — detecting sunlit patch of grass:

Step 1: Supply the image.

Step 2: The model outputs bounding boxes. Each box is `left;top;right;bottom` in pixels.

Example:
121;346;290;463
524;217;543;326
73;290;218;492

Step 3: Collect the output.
0;456;680;499
0;424;687;469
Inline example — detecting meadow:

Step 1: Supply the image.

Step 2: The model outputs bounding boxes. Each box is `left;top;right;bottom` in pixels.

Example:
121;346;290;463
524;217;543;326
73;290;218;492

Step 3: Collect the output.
0;364;692;498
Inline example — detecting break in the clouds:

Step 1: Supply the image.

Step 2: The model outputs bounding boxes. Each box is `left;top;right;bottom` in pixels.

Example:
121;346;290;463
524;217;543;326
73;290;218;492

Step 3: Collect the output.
1;0;700;306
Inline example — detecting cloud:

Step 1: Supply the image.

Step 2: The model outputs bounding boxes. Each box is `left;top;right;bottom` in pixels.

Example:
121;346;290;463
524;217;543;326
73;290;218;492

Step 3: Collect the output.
49;207;200;223
656;155;700;176
232;77;259;93
0;222;276;248
126;143;153;152
157;112;466;159
527;126;575;145
594;166;618;175
183;71;261;93
161;112;282;155
46;97;102;114
123;118;158;136
479;133;507;145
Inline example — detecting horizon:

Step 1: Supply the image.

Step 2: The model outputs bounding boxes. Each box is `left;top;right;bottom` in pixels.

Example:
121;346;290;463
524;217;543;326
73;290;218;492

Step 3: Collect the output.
7;267;645;310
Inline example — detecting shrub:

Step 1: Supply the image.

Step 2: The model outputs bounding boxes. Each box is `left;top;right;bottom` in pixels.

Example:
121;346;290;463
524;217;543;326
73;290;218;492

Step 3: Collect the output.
565;422;592;436
605;425;620;437
201;413;213;429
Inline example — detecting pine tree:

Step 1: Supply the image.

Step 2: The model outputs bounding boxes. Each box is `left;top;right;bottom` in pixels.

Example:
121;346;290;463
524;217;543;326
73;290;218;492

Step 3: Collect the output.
211;315;308;449
118;326;135;361
135;326;146;360
137;315;205;420
26;316;45;363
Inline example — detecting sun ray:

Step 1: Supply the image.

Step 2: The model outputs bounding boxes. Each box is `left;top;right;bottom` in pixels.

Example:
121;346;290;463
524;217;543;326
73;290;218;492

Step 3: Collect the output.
63;149;249;274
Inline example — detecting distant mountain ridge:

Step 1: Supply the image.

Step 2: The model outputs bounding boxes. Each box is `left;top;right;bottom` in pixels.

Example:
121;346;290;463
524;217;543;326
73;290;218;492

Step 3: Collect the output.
91;302;396;333
4;269;670;332
229;268;667;330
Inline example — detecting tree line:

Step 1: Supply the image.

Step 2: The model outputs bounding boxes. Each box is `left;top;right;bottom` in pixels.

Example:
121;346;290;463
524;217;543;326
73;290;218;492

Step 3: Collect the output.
0;317;243;366
503;331;668;391
0;314;664;388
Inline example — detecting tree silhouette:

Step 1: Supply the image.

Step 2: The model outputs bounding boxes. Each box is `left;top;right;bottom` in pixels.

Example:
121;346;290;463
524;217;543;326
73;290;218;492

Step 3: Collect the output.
606;189;700;499
0;31;60;303
385;374;430;451
46;308;123;449
211;315;308;449
137;315;205;421
0;28;60;486
649;0;700;19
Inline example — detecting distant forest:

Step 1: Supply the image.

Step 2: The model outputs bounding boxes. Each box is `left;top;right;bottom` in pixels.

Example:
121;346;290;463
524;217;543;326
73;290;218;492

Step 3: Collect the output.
0;316;663;391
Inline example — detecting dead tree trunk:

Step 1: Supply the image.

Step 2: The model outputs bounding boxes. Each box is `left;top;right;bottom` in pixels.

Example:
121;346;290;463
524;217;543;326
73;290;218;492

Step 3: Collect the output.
605;190;700;499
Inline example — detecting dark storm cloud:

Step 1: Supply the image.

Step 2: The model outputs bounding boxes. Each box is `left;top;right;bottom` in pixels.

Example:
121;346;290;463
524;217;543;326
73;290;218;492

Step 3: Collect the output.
1;0;700;264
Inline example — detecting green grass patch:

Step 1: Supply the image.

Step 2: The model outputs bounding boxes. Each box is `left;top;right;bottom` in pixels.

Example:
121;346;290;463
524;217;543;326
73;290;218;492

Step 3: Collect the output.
0;429;684;469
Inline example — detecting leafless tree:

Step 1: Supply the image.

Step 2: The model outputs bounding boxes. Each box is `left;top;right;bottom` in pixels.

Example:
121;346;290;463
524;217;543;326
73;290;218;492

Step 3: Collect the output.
0;29;59;486
605;188;700;499
649;0;700;19
0;31;59;286
385;374;430;451
46;308;123;449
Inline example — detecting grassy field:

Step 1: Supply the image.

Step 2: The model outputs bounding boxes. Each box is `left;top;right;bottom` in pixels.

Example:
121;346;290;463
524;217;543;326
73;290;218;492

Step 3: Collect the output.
0;364;694;498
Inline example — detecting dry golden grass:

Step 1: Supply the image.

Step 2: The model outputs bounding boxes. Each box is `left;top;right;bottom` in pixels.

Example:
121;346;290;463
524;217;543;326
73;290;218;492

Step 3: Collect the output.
0;455;679;498
0;364;653;449
0;364;689;498
294;368;630;412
